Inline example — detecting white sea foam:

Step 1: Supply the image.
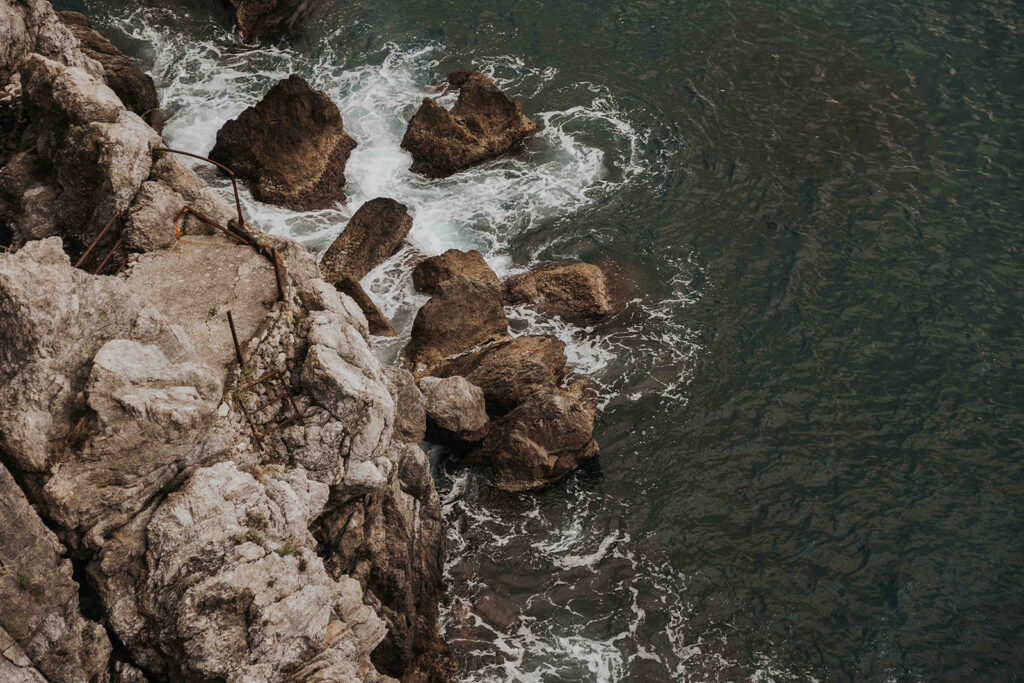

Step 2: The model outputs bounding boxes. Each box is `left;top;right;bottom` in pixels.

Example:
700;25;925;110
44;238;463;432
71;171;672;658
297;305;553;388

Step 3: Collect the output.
102;10;728;679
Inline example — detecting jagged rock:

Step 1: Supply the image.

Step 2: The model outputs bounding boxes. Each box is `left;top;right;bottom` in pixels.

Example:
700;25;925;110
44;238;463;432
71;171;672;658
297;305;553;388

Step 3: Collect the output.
0;54;159;265
473;590;519;632
504;262;614;322
210;74;356;210
0;464;111;683
419;376;490;447
148;153;237;234
436;334;566;413
401;71;539;178
474;380;599;492
315;443;454;682
320;198;412;282
383;365;427;445
0;238;223;545
403;275;510;372
91;461;392;682
412;248;501;296
226;0;326;42
122;179;179;252
0;0;101;84
57;11;165;132
335;274;397;337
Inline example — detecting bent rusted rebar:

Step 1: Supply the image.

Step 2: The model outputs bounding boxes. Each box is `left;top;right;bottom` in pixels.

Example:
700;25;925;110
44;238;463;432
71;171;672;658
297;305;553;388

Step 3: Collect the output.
227;310;245;366
172;204;250;246
0;243;10;251
154;147;245;231
93;236;123;275
75;213;119;268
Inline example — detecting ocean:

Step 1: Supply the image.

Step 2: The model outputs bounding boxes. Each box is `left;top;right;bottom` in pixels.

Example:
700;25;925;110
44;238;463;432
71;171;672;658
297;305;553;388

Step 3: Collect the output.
55;0;1024;679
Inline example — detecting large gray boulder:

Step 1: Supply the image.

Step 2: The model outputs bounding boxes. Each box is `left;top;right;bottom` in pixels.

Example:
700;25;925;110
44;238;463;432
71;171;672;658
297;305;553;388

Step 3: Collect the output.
419;375;490;447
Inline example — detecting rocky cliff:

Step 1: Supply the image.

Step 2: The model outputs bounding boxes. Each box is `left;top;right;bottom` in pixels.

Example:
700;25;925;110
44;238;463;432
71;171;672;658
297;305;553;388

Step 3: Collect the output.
0;1;451;680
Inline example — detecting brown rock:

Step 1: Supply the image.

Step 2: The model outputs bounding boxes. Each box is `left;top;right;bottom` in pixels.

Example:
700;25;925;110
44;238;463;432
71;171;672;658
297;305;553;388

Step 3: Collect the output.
333;274;397;337
209;74;356;210
419;375;490;447
382;366;426;445
319;197;412;282
473;590;519;632
504;262;614;322
475;380;599;492
401;71;540;178
437;334;567;414
403;275;510;371
225;0;327;42
413;248;501;295
57;11;165;132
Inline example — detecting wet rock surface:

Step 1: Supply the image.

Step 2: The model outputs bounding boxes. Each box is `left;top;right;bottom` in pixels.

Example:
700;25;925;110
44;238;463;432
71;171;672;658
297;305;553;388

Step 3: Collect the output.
474;380;600;492
403;275;510;372
210;74;357;210
320;197;413;282
504;261;615;322
436;334;567;414
412;248;502;296
226;0;327;42
57;11;165;132
401;71;540;178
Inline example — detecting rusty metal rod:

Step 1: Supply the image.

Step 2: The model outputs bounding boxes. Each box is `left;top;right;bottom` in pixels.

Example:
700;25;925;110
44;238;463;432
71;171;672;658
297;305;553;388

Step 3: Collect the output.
183;207;250;245
75;213;118;268
155;147;245;231
93;236;123;275
226;310;244;366
270;248;285;301
0;243;10;251
242;369;281;391
238;398;264;452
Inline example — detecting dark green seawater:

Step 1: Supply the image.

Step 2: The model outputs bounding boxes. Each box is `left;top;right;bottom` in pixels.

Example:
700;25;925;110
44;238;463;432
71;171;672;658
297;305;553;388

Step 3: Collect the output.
61;0;1024;679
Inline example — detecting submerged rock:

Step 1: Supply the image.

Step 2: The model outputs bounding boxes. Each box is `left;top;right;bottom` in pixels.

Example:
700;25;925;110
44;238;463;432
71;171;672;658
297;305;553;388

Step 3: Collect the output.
57;11;165;132
335;274;398;337
210;74;357;210
504;262;615;322
226;0;326;42
419;375;491;447
401;71;540;178
412;248;502;296
403;275;510;371
437;334;567;414
320;197;413;282
474;380;599;492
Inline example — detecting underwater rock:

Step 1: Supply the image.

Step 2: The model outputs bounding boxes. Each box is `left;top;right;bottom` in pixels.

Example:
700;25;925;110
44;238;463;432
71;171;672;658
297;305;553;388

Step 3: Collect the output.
401;71;539;178
210;74;356;210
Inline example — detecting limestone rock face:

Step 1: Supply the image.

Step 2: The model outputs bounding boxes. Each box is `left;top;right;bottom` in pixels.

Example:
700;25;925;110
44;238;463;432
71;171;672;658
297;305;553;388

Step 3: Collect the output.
226;0;327;42
57;11;164;132
0;238;224;545
210;74;356;210
437;334;567;413
419;376;490;447
412;248;501;296
0;0;101;84
403;275;510;372
320;198;413;282
335;274;398;337
383;365;427;445
0;54;159;265
504;262;614;322
401;71;539;178
0;464;111;683
475;380;599;492
91;461;392;682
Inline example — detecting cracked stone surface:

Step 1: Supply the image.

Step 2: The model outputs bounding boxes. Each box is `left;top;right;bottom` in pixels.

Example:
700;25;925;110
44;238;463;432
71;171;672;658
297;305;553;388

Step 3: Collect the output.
124;234;278;374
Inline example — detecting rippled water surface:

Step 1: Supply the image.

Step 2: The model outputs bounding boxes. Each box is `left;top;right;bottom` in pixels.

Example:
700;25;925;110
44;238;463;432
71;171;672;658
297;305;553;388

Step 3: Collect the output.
58;0;1024;679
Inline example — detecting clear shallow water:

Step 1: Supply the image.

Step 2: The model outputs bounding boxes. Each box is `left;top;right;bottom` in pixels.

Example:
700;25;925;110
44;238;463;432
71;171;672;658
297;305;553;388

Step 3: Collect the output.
58;0;1024;679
